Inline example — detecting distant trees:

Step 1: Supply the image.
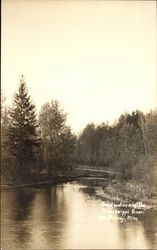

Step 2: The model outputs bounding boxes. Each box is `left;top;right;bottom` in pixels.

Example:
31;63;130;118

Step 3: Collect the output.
2;75;157;188
75;109;157;183
116;121;145;179
75;123;119;167
76;124;96;165
39;100;75;177
8;75;39;179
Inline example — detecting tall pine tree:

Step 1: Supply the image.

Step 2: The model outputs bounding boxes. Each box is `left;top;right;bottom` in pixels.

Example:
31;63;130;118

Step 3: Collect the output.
8;75;39;177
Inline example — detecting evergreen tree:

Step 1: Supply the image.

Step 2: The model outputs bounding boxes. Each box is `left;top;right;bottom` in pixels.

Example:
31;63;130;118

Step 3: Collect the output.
8;75;39;177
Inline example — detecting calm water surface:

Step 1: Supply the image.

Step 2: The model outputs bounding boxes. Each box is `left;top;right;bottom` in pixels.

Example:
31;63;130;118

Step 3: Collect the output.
1;181;157;249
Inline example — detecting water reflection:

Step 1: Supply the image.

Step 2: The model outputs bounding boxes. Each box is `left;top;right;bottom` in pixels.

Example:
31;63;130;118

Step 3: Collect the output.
1;189;35;248
1;183;157;249
142;209;157;248
29;186;68;249
13;189;35;221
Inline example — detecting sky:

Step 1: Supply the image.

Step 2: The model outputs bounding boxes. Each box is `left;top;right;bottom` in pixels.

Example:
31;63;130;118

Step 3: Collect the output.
2;0;156;133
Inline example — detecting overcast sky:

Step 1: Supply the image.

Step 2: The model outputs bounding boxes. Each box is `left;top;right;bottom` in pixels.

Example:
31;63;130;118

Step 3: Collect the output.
2;0;156;133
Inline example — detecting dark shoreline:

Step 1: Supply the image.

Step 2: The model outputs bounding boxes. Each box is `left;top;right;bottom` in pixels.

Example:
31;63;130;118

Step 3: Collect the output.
1;175;83;189
1;175;157;209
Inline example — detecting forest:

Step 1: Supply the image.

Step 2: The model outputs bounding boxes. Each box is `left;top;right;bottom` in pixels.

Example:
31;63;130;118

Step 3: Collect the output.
1;76;157;191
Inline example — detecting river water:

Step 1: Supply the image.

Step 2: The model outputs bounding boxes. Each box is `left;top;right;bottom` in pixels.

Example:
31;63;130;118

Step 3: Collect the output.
1;180;157;249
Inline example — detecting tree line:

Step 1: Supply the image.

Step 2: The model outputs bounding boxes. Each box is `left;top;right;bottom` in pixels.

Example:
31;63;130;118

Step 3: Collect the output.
1;76;157;185
1;76;75;183
74;110;157;185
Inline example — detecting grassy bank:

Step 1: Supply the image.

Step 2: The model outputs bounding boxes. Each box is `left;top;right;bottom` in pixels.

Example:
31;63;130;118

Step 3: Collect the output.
88;177;157;210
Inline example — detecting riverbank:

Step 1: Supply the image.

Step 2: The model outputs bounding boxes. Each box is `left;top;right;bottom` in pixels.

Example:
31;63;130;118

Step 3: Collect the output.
2;171;157;209
1;175;84;189
95;179;157;208
75;165;157;208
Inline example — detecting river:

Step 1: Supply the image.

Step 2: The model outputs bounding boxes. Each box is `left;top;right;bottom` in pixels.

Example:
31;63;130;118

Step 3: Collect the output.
1;180;157;249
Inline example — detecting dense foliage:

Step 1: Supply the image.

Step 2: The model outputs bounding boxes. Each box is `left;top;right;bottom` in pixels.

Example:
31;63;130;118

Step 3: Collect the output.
39;100;75;177
5;76;39;180
1;76;157;187
74;110;157;184
1;76;75;183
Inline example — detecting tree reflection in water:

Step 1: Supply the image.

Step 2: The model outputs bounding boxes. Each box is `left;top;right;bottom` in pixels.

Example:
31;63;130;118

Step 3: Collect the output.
1;184;157;249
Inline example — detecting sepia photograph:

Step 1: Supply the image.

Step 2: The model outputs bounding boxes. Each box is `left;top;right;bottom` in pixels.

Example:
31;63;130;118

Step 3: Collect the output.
1;0;157;249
